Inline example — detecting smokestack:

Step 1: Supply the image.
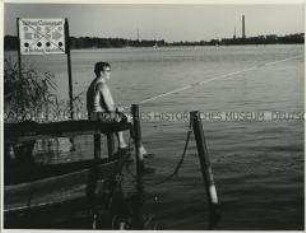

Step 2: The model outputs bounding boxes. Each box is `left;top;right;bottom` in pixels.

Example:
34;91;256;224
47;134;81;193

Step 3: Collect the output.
242;15;246;38
233;26;236;39
137;28;140;41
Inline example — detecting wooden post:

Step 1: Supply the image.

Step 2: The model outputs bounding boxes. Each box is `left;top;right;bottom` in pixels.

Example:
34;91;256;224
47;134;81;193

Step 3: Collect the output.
131;104;143;176
107;133;115;159
64;18;76;153
94;134;101;160
64;18;74;120
91;131;101;227
131;105;145;229
132;177;145;229
16;18;22;81
190;111;220;229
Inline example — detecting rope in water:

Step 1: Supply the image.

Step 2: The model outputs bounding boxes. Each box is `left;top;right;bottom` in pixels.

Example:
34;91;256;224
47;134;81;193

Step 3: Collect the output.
134;54;302;185
154;123;193;185
72;54;302;111
138;54;302;105
123;123;193;186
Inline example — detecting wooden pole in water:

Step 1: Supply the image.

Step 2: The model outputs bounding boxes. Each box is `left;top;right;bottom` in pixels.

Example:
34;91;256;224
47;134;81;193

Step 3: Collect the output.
131;104;143;176
94;134;101;160
107;133;115;159
190;111;220;229
131;104;145;229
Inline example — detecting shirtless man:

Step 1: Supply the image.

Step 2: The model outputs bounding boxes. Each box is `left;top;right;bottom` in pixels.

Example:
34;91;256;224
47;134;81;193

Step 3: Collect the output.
87;61;148;158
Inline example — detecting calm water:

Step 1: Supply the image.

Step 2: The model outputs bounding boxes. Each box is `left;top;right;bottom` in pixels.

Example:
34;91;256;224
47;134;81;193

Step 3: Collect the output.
5;44;304;229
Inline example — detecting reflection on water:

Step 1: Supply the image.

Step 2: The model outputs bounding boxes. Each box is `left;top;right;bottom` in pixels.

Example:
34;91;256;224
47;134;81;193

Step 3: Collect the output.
5;44;304;229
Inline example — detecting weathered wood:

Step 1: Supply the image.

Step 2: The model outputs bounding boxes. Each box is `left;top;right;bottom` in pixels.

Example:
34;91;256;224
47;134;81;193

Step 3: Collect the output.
94;134;102;159
107;133;115;159
4;116;134;229
190;111;220;229
65;18;74;120
131;104;143;176
16;18;22;81
5;120;131;143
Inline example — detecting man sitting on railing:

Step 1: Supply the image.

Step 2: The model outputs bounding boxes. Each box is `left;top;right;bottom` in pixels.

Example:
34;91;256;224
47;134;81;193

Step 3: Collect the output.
87;61;153;170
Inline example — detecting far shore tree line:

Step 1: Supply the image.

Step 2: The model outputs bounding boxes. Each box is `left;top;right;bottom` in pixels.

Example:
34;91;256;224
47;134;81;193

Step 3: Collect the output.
4;33;304;50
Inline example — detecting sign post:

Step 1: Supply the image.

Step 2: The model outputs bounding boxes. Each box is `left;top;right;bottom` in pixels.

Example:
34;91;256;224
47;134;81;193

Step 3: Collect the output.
18;18;74;120
16;18;22;80
64;18;74;120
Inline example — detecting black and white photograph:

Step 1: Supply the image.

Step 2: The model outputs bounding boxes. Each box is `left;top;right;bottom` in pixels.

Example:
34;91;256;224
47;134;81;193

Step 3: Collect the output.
2;0;304;230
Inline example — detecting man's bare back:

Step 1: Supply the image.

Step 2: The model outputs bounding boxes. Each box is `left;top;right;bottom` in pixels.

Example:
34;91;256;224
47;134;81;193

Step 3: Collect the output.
86;61;153;173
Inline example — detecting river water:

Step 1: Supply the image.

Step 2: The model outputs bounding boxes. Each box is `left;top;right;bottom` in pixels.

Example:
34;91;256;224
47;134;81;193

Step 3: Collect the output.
5;44;304;229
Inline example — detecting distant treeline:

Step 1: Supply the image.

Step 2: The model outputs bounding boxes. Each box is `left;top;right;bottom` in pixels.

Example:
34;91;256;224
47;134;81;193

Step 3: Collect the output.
70;37;166;48
4;33;304;50
4;36;166;50
169;33;304;46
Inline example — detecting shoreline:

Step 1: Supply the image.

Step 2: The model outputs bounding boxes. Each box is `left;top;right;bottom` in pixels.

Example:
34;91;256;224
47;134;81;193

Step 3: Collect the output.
4;43;305;53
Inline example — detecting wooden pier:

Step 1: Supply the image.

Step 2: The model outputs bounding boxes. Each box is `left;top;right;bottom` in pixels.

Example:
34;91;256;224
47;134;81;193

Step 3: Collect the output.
4;106;220;229
4;106;144;229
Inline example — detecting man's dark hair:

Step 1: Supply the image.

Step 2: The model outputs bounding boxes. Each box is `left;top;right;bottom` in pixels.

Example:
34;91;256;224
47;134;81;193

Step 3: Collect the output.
94;61;111;76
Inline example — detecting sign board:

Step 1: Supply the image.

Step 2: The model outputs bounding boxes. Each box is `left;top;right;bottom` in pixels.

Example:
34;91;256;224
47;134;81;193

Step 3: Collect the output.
18;18;66;55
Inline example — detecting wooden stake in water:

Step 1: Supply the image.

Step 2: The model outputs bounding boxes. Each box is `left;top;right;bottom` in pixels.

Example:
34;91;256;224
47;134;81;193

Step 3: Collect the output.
94;134;101;160
107;133;115;159
190;111;220;229
130;104;146;229
131;104;143;176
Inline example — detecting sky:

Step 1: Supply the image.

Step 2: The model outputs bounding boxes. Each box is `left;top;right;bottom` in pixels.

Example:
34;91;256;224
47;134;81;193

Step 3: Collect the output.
4;3;304;42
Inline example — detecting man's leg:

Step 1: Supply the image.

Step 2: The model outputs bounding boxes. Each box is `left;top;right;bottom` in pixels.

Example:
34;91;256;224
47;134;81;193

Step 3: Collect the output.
116;130;147;159
129;123;148;158
116;131;128;149
116;111;148;157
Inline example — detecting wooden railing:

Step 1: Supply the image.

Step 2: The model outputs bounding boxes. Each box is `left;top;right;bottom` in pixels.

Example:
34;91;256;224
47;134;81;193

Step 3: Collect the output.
5;119;130;143
3;104;144;229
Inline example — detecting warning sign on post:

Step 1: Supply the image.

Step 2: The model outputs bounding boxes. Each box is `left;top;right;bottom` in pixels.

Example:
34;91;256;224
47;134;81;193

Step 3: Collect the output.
18;18;66;55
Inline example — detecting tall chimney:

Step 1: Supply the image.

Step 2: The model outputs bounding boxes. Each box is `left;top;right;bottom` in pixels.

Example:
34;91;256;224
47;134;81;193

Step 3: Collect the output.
242;15;246;38
233;26;236;39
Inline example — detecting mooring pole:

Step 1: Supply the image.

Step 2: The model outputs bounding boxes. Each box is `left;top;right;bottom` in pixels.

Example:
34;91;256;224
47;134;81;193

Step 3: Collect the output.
94;134;102;160
64;18;74;120
131;104;145;229
107;133;115;159
16;18;22;80
91;130;101;228
190;111;220;229
131;104;144;176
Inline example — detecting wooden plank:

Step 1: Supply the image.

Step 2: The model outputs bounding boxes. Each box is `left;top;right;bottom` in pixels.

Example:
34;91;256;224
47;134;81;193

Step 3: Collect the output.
5;120;131;143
